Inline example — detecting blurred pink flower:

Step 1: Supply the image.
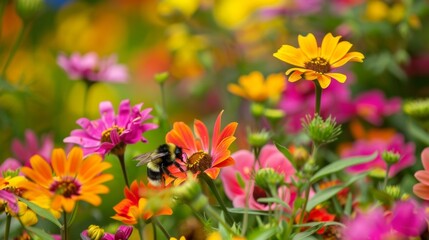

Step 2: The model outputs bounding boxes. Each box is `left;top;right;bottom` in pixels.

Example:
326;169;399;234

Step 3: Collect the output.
0;129;53;173
343;199;426;239
341;132;415;176
57;52;128;83
64;99;157;156
413;147;429;200
220;144;296;210
81;225;133;240
354;90;401;126
279;80;355;133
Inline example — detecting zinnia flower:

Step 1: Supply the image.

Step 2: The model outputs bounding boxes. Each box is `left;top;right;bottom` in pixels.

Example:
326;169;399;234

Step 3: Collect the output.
112;180;173;224
273;33;364;89
64;99;157;157
81;225;133;240
354;90;401;126
20;147;113;213
220;144;296;210
413;147;429;200
0;177;19;213
227;71;286;103
165;111;237;185
57;52;128;83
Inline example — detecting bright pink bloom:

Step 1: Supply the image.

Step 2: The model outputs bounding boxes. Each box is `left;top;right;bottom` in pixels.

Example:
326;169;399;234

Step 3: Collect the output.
342;207;390;240
57;52;128;83
0;129;53;173
390;199;427;237
220;144;296;210
342;133;415;176
64;99;157;156
413;147;429;200
81;225;133;240
354;90;401;126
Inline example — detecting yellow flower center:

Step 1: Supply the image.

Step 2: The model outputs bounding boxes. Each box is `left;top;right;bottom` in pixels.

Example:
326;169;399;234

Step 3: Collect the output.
186;151;212;173
101;126;125;143
50;178;81;198
87;225;105;240
305;57;330;74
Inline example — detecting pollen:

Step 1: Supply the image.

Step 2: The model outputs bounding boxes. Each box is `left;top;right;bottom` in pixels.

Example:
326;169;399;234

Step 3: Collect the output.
101;126;125;143
49;177;81;198
186;151;212;173
304;57;330;74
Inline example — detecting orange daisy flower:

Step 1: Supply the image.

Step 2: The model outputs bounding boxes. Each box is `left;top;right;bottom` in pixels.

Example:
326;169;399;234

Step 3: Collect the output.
20;147;113;213
112;180;173;225
273;33;364;89
165;110;238;185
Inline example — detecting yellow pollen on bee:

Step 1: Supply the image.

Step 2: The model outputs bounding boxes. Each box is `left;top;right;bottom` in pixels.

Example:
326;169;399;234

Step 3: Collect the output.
101;126;125;143
186;151;213;173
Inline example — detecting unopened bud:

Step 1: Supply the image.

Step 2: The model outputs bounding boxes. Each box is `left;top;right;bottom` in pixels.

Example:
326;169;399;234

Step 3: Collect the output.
292;147;309;170
86;225;105;240
248;130;270;148
385;185;401;200
154;72;169;84
382;150;400;165
250;102;265;118
302;115;341;146
15;0;44;21
173;173;207;211
254;168;284;192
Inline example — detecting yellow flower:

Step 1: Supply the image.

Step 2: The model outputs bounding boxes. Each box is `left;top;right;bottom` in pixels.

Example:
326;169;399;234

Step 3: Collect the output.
170;237;186;240
20;147;113;214
228;71;286;103
273;33;364;89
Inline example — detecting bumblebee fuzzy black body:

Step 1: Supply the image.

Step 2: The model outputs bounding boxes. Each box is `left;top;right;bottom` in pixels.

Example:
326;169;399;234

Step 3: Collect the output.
133;143;184;186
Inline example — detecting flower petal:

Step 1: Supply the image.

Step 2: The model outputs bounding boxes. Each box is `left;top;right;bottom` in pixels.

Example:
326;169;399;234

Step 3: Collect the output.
99;101;116;128
298;33;318;60
415;171;429;185
329;40;353;64
325;72;347;83
194;120;209;152
273;44;306;67
331;51;365;68
51;149;67;177
166;122;197;154
413;183;429;200
67;147;83;177
288;71;303;82
317;74;332;89
321;33;341;61
204;167;220;180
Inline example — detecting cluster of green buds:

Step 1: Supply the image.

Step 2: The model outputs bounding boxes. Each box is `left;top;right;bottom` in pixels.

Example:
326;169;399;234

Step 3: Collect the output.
302;115;342;146
254;168;284;195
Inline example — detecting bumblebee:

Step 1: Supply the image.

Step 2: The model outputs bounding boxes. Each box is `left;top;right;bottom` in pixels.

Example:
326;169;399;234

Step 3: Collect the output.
133;143;185;186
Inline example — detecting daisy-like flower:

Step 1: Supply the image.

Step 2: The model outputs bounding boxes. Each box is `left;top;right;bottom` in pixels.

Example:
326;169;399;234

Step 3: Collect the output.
227;71;286;103
64;99;157;157
57;52;128;83
20;147;113;213
273;33;364;89
165;111;238;185
112;180;173;225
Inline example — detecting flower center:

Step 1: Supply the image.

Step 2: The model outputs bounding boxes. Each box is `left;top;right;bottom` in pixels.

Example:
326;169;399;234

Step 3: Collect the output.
305;57;330;73
101;126;125;143
186;151;213;173
252;186;268;205
49;178;81;198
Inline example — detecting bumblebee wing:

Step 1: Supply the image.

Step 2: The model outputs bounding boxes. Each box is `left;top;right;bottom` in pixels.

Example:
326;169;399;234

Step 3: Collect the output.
133;152;168;166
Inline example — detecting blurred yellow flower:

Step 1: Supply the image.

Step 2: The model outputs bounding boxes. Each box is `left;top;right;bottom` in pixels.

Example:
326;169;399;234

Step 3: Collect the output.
273;33;364;89
170;237;186;240
228;71;286;103
157;0;200;19
365;0;420;27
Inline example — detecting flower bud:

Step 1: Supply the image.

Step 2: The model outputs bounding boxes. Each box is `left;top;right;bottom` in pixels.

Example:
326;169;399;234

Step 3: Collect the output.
250;102;265;118
264;108;285;122
87;225;105;240
382;150;400;165
254;168;284;192
292;146;309;170
385;185;401;200
15;0;44;22
154;72;169;84
302;115;341;146
247;130;270;149
173;173;208;211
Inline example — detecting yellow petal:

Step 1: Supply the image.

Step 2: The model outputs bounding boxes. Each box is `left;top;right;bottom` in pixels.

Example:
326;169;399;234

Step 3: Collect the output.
317;74;332;89
288;71;303;82
325;72;347;83
285;67;308;75
227;84;247;99
321;33;341;61
273;45;306;67
329;40;353;64
331;51;365;68
298;33;318;60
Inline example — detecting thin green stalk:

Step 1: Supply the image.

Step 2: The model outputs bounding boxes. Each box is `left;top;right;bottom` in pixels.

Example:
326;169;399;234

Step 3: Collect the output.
314;81;322;116
383;164;392;190
4;214;11;240
152;221;157;240
139;220;145;240
2;22;29;77
153;218;170;239
62;212;68;240
298;144;318;227
204;205;237;236
117;153;130;187
202;174;234;224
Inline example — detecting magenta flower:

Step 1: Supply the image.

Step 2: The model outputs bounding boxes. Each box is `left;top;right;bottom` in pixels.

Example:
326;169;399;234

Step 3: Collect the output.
57;52;128;83
0;129;53;173
342;207;390;240
64;99;157;156
341;133;415;176
0;190;18;213
220;144;296;210
390;199;427;237
279;79;355;133
354;90;401;126
81;225;133;240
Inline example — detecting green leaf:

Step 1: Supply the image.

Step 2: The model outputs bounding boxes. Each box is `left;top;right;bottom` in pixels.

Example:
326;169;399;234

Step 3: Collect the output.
371;189;394;206
257;197;292;211
18;197;62;228
26;226;55;240
409;121;429;145
306;173;367;211
292;224;323;240
227;208;270;216
275;142;294;161
248;227;277;240
310;152;377;183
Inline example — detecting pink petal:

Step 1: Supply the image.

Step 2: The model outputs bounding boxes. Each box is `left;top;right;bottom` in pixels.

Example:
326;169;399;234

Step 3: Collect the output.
99;101;116;128
421;148;429;171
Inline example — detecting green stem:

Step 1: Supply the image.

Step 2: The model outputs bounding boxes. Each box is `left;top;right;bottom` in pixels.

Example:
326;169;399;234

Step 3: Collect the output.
2;22;29;77
139;220;145;240
204;205;237;236
152;221;157;240
4;214;11;240
314;81;322;116
202;174;234;225
153;218;170;239
117;153;130;187
298;181;311;225
383;164;391;190
62;212;68;240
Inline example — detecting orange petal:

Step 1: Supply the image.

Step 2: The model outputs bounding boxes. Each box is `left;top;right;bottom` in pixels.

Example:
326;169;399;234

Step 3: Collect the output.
79;193;101;206
288;71;303;82
29;155;52;180
212;136;236;166
62;197;76;213
214;122;238;148
51;148;67;177
166;122;197;153
321;33;341;61
212;111;224;147
298;33;318;60
227;84;247;99
194;119;210;152
421;148;429;171
415;171;429;185
204;168;220;180
413;184;429;200
273;45;306;67
213;156;235;168
67;147;83;177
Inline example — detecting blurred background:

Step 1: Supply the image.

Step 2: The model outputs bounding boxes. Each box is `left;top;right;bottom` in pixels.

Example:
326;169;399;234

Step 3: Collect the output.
1;0;429;238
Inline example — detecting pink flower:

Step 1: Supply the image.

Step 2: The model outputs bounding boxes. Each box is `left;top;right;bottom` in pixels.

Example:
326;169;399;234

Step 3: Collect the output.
342;207;390;240
354;90;401;126
341;132;415;176
64;99;157;156
390;199;427;237
0;129;53;173
57;52;128;83
413;147;429;200
220;144;296;210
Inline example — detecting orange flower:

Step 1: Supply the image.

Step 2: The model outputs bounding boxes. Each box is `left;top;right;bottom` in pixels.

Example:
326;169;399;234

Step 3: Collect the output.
414;148;429;200
112;180;173;224
20;147;113;213
273;33;364;89
165;111;238;185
